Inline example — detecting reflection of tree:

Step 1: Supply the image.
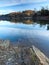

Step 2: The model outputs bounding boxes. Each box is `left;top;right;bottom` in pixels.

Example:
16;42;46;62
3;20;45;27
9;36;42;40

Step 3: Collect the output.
7;19;34;24
23;20;34;24
9;19;49;25
36;20;49;28
47;25;49;30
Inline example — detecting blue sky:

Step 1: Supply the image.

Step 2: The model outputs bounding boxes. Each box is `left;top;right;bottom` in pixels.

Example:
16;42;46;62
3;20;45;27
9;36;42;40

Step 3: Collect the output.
0;0;49;14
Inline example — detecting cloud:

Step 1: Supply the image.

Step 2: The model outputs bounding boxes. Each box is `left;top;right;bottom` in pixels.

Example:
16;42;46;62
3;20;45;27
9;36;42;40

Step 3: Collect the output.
0;10;15;14
0;0;47;7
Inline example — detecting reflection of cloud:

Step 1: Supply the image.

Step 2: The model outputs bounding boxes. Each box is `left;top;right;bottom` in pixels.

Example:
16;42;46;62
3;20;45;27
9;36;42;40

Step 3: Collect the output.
0;27;49;36
0;0;47;7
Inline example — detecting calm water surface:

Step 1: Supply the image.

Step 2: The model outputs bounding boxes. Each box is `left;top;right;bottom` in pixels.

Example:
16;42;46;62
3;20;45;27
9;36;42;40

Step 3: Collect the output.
0;20;49;58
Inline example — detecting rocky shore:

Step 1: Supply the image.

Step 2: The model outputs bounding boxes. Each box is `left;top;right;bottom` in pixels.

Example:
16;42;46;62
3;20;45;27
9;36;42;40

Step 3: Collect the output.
0;40;42;65
33;46;49;65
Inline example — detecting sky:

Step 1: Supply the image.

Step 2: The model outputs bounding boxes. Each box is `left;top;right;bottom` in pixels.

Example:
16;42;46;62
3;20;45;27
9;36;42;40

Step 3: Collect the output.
0;0;49;14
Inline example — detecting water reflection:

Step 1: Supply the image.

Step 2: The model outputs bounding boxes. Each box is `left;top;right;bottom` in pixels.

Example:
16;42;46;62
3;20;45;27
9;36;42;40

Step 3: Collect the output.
0;20;49;58
47;25;49;30
0;20;49;30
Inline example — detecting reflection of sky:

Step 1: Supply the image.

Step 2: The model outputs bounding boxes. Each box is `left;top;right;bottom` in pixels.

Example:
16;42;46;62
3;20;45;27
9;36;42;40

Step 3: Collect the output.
0;21;49;58
0;27;49;40
0;21;47;30
0;20;48;41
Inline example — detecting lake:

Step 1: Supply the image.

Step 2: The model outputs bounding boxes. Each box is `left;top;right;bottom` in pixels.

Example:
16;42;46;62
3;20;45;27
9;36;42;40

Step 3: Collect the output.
0;20;49;58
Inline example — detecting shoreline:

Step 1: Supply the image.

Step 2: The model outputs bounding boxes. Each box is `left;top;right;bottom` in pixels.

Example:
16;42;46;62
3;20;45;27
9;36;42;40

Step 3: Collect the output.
33;45;49;65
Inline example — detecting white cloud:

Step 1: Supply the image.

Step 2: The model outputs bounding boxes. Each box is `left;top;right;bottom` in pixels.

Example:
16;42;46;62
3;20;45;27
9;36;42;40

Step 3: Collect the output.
30;0;47;2
0;0;47;7
0;10;15;15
